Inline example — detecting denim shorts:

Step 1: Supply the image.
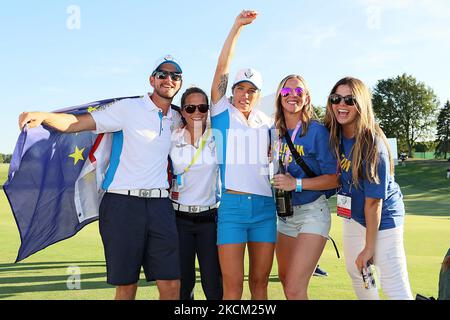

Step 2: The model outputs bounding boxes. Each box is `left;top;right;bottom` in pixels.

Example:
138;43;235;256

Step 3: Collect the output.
277;195;331;238
217;193;277;245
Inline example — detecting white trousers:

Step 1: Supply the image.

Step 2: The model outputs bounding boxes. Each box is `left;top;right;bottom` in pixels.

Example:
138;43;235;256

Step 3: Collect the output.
342;218;413;300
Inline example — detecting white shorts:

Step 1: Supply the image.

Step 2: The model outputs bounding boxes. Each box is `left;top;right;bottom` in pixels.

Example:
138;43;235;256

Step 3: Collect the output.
277;195;331;238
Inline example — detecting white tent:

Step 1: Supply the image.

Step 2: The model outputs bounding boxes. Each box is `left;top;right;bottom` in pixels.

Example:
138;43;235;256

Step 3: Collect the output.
256;93;276;119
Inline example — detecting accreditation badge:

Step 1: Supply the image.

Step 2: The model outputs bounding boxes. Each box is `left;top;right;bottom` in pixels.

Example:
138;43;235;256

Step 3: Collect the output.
177;174;185;188
171;178;179;201
337;191;352;219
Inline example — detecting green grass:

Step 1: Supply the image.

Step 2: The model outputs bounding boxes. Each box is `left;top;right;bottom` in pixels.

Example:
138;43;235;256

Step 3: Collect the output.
0;163;8;187
395;160;450;217
0;161;449;300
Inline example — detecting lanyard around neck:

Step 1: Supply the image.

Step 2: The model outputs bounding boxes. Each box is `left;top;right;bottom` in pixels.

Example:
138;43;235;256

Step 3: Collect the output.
338;131;355;194
279;120;302;170
181;128;211;175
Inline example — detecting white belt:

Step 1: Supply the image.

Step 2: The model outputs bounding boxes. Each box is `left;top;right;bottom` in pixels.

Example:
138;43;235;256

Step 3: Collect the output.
107;189;169;198
172;202;219;214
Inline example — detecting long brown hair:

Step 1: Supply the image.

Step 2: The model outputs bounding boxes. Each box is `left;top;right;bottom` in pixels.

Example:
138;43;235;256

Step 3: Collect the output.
324;77;394;187
274;75;316;137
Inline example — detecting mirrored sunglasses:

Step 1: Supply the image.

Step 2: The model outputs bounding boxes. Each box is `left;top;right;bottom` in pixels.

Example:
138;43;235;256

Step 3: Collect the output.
153;70;182;81
280;87;304;98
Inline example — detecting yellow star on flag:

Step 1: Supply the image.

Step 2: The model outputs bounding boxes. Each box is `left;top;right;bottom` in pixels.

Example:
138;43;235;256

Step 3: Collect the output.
69;146;85;165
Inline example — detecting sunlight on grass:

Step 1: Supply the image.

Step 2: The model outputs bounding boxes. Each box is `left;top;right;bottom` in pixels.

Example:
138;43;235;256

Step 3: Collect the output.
1;161;449;300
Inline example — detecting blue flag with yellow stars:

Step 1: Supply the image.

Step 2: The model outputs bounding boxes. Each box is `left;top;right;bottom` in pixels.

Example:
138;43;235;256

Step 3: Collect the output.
3;96;139;263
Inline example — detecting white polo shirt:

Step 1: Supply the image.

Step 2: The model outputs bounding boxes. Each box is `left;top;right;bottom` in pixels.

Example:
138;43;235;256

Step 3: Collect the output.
211;96;273;197
169;128;219;206
91;93;182;191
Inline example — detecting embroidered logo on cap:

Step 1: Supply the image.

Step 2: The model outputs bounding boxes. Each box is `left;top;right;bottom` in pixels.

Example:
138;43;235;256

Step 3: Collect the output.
244;69;254;78
164;55;174;61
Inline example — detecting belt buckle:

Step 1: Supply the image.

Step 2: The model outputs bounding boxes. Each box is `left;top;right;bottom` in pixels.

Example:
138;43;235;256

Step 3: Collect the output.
139;189;153;198
188;206;200;213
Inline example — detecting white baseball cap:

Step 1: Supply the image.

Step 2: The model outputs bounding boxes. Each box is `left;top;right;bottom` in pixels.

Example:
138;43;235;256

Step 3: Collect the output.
232;68;263;90
152;54;182;74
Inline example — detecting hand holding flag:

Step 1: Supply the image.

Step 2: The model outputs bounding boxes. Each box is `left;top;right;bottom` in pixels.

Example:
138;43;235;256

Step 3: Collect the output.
5;96;139;262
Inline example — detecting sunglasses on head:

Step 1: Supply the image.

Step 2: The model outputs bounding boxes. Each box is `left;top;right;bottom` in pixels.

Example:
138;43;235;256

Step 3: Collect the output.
182;104;209;114
280;87;304;98
152;70;182;81
329;94;357;106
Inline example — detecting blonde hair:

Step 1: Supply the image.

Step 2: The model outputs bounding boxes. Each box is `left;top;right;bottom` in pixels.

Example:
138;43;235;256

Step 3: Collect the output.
324;77;394;187
274;75;316;137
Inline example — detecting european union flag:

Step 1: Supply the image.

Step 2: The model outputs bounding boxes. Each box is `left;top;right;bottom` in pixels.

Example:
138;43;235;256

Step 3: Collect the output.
3;96;139;262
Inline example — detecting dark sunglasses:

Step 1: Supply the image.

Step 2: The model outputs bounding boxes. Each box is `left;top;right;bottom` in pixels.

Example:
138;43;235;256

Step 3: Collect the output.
280;87;304;98
182;104;209;114
329;94;357;106
152;70;182;81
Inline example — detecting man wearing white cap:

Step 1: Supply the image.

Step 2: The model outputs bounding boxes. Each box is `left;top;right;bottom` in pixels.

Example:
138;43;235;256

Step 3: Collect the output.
210;10;276;300
19;55;184;300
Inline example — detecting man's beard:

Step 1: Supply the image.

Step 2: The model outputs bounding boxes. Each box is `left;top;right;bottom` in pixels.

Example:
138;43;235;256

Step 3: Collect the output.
154;86;181;100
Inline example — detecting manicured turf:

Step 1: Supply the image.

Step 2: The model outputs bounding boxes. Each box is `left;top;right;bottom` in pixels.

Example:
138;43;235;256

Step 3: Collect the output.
0;161;449;300
0;163;8;187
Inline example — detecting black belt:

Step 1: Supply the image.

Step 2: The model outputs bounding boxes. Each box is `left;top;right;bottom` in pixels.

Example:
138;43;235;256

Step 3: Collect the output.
175;208;217;223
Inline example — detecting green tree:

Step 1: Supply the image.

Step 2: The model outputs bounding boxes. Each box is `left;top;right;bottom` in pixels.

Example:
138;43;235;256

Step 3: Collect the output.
414;142;429;158
372;74;439;157
313;105;325;122
0;154;4;164
435;101;450;159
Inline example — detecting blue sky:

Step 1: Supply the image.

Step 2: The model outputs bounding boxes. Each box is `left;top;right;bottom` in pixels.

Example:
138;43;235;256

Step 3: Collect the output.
1;0;449;153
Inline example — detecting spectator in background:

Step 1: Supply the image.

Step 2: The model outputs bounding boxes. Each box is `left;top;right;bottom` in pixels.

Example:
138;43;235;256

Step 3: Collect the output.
400;152;407;167
438;248;450;300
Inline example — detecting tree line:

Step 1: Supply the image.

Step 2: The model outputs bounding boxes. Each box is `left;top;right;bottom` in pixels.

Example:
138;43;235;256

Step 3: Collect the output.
0;154;12;163
315;73;449;159
372;73;449;159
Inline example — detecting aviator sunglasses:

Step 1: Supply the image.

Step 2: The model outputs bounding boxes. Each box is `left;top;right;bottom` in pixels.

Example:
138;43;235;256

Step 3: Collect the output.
182;104;209;114
280;87;304;97
329;94;357;106
152;70;182;81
